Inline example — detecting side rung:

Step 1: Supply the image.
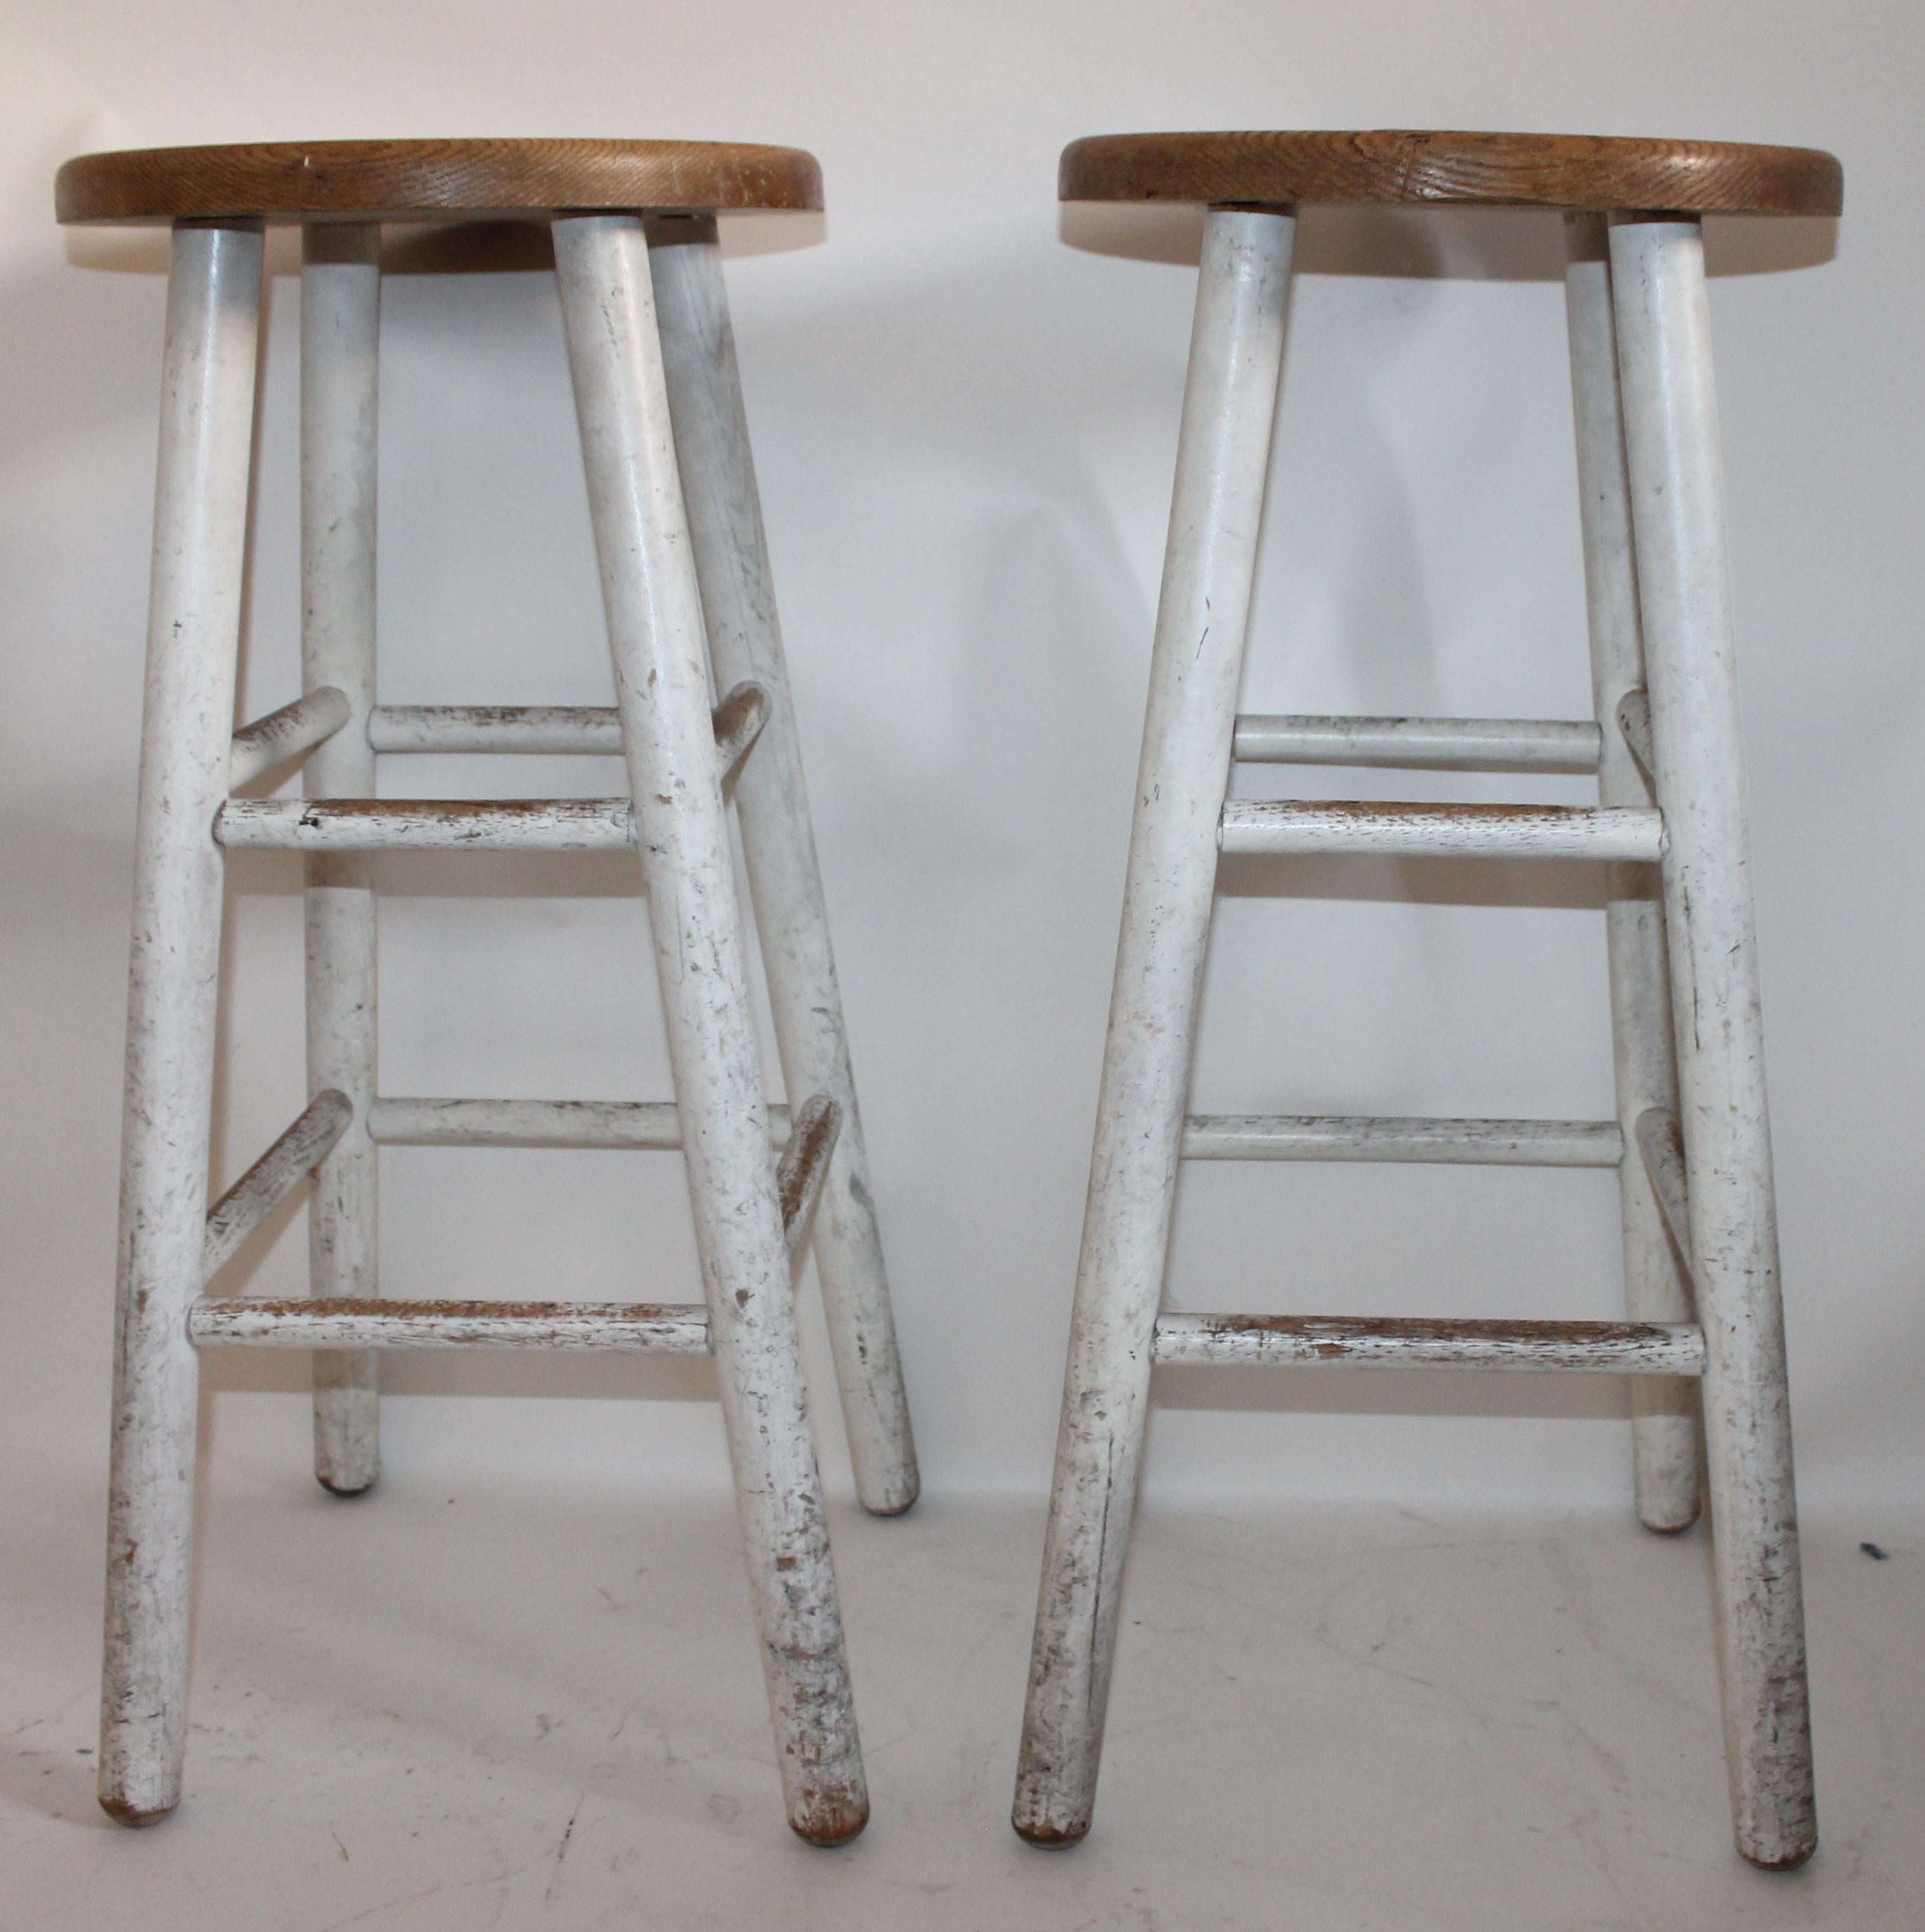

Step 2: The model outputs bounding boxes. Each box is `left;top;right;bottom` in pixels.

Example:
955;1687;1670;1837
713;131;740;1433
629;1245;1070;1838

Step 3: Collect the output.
204;1090;352;1281
1218;800;1664;861
1233;715;1601;772
1183;1115;1623;1166
1635;1107;1694;1267
775;1096;841;1257
369;1096;793;1149
219;798;636;852
188;1297;713;1354
1153;1313;1705;1375
229;686;351;786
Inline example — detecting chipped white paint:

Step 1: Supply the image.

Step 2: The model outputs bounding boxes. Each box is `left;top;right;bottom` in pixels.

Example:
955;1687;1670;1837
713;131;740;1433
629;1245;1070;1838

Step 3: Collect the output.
368;1095;795;1148
1219;798;1664;861
652;220;919;1519
228;685;349;786
1566;214;1700;1536
1153;1313;1706;1375
555;213;867;1847
301;223;383;1497
1233;713;1601;771
220;796;637;850
190;1297;713;1354
100;221;263;1828
1612;213;1813;1869
1181;1114;1623;1165
1616;687;1657;786
202;1089;351;1281
1014;207;1298;1849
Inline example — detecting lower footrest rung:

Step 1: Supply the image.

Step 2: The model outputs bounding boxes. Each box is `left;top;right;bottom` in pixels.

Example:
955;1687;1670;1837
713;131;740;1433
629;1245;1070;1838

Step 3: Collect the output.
189;1297;713;1354
1183;1115;1623;1166
1219;799;1664;860
1153;1313;1704;1375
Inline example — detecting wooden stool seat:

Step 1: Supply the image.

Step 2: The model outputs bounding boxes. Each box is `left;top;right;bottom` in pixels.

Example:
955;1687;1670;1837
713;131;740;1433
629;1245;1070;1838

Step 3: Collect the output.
55;138;822;225
1058;129;1842;216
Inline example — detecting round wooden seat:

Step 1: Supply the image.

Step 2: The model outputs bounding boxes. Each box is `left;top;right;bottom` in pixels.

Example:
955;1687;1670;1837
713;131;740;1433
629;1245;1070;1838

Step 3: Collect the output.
1059;130;1841;217
55;138;822;225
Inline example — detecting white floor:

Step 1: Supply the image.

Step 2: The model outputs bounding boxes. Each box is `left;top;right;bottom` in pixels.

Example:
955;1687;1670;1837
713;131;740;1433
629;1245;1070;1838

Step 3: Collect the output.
5;1438;1919;1931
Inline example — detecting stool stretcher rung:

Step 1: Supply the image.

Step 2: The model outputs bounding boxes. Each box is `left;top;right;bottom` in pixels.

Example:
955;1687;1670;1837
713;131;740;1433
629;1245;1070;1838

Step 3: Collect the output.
370;1096;795;1148
219;796;637;851
1182;1114;1624;1166
1153;1313;1706;1375
366;680;768;773
1616;689;1657;786
229;686;351;786
1218;799;1665;860
202;1089;352;1281
1233;714;1602;772
188;1297;713;1354
1635;1107;1694;1269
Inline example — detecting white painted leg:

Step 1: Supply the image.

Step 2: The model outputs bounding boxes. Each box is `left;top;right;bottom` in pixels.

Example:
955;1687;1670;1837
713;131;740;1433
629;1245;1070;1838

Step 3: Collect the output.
649;219;919;1518
101;221;264;1826
1013;207;1297;1848
554;214;867;1846
1609;214;1815;1869
1564;214;1698;1535
302;223;382;1496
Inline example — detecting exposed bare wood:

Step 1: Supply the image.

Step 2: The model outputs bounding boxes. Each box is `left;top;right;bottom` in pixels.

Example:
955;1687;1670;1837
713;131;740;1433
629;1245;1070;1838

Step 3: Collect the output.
774;1095;841;1257
219;798;635;850
189;1297;713;1353
1219;798;1664;860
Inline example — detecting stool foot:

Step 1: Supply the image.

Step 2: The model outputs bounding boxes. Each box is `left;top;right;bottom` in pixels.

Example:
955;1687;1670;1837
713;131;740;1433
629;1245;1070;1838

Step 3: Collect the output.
1611;212;1815;1871
557;212;868;1840
652;222;919;1518
1015;207;1297;1842
101;222;264;1831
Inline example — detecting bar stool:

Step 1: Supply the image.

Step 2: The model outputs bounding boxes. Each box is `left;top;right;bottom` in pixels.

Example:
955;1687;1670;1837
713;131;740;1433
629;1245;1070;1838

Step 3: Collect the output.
1014;131;1841;1869
57;138;918;1846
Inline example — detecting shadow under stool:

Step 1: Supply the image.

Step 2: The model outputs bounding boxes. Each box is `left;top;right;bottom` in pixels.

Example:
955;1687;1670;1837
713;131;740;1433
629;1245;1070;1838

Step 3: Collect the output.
56;136;918;1846
1013;128;1841;1871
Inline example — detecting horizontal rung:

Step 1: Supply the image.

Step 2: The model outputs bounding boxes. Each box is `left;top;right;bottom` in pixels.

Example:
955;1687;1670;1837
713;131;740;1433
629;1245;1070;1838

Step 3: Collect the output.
1153;1314;1705;1375
1219;800;1664;860
230;687;351;786
219;798;636;851
365;681;767;771
1183;1115;1623;1166
189;1297;713;1354
1233;715;1602;772
370;1097;793;1149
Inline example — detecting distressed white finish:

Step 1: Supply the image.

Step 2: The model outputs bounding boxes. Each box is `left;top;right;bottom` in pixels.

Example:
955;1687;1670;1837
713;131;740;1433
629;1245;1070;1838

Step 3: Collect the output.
190;1297;713;1354
1219;798;1664;861
369;1095;794;1148
100;221;263;1827
652;219;919;1518
369;682;768;773
773;1095;841;1259
220;796;637;850
1635;1106;1694;1269
1567;214;1700;1536
302;223;383;1497
1181;1113;1623;1165
1014;208;1297;1848
202;1089;351;1280
555;213;866;1846
1616;687;1657;786
1153;1313;1706;1376
228;685;349;786
1233;713;1601;771
1610;214;1812;1868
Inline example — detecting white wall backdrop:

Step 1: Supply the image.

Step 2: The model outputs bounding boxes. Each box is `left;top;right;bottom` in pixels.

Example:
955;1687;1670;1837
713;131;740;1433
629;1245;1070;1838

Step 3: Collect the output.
4;0;1920;1524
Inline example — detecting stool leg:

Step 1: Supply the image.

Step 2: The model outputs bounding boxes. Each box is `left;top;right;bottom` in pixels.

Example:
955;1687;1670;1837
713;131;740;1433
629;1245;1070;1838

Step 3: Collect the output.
554;213;867;1846
1609;214;1815;1869
100;221;264;1825
649;219;919;1518
1563;215;1699;1535
301;223;382;1497
1013;207;1297;1847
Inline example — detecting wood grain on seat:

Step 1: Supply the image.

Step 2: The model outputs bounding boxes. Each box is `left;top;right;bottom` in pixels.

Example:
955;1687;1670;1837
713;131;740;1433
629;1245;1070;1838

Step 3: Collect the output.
56;138;823;224
1059;131;1841;217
